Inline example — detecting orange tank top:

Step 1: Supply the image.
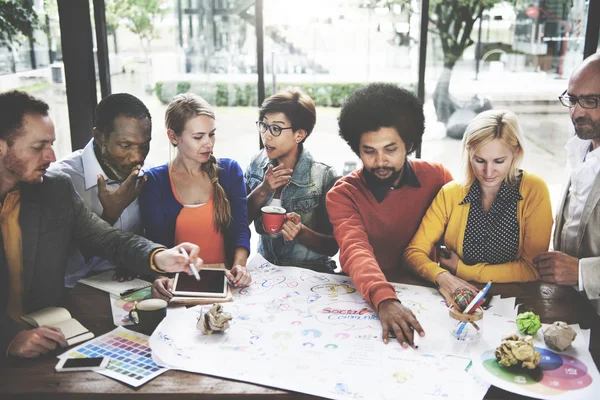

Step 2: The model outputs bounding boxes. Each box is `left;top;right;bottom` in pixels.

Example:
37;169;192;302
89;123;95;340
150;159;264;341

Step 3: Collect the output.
169;166;226;264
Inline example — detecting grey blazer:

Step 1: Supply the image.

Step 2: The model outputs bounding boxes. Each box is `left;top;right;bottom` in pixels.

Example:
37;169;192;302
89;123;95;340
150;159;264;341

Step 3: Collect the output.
554;172;600;307
1;171;163;354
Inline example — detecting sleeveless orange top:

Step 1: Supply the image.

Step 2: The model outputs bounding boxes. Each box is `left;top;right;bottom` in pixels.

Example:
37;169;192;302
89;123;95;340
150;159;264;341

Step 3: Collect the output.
169;165;226;264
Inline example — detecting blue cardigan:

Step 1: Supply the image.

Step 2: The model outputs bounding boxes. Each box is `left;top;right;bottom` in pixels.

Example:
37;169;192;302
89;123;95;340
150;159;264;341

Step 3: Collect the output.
139;159;251;267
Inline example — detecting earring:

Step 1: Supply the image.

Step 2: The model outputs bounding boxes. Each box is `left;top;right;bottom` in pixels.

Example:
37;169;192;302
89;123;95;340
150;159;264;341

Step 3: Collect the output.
296;140;301;144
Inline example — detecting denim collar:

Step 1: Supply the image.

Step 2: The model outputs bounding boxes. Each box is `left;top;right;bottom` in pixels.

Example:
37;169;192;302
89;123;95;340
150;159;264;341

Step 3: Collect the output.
363;160;421;203
258;145;314;187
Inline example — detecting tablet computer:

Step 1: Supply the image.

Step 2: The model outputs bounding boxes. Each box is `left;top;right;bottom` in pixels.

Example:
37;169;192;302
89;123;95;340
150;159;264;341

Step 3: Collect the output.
172;268;228;298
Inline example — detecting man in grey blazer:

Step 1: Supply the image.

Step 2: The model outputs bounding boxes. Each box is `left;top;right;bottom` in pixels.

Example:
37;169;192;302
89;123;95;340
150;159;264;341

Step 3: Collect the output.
534;53;600;314
0;91;203;359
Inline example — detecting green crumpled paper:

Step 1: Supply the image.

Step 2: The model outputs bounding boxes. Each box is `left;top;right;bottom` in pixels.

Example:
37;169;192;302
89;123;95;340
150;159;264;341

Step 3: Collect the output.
516;312;542;335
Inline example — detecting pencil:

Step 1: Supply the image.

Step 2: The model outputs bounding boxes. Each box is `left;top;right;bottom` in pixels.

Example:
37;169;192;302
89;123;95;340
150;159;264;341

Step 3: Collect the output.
179;247;201;281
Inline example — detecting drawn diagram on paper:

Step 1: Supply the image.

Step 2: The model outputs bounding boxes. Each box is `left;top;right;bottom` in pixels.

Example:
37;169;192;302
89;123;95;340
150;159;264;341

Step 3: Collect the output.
150;254;490;400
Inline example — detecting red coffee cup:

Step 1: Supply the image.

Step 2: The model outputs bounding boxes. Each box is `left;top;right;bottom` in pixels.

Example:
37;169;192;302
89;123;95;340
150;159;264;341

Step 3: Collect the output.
261;206;286;234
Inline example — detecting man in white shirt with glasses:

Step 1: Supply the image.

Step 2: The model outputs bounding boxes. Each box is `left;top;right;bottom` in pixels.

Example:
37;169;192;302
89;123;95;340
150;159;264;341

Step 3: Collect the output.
534;53;600;313
49;93;153;287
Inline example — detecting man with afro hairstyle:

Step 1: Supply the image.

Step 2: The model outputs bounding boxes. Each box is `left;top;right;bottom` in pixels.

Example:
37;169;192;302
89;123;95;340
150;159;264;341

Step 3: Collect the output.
327;83;453;348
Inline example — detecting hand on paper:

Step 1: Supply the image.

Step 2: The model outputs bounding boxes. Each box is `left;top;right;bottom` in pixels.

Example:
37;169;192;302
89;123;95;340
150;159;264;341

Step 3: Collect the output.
152;277;174;301
97;165;146;225
7;327;68;358
435;271;479;308
282;212;303;241
378;299;424;349
226;265;252;287
439;249;459;274
259;164;293;194
534;251;579;286
154;242;203;274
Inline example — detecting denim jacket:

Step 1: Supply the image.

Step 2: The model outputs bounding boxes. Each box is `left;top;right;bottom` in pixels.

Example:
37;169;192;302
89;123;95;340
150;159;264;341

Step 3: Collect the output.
245;147;339;272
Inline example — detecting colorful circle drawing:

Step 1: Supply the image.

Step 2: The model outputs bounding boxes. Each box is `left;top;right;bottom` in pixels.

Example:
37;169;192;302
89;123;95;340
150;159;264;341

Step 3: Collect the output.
393;372;413;383
302;329;322;338
291;321;302;326
302;342;315;348
325;344;338;349
272;331;292;340
311;283;356;296
262;276;286;287
335;333;351;340
480;347;593;396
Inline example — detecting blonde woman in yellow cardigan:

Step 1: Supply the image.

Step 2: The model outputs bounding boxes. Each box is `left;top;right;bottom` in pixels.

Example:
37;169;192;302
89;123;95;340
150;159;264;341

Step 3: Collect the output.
404;110;553;299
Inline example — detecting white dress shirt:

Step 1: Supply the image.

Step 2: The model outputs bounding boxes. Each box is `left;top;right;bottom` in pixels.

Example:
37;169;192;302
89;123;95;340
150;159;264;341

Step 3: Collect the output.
48;139;151;288
561;136;600;295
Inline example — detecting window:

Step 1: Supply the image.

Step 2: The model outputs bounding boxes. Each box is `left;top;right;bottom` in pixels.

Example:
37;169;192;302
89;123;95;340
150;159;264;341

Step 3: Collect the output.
1;0;71;158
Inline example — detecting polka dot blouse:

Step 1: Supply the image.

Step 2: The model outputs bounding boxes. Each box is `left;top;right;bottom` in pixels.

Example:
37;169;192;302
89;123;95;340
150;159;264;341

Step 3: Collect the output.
460;175;523;265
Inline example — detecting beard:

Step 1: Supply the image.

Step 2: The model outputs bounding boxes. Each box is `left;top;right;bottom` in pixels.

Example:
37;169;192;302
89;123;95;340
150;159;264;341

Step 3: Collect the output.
572;117;600;141
96;143;134;181
4;150;46;184
363;166;402;186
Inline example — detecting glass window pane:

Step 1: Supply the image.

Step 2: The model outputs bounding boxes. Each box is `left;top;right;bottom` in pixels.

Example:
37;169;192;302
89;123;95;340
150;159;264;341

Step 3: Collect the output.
1;0;71;159
262;0;423;173
107;0;259;168
421;0;588;209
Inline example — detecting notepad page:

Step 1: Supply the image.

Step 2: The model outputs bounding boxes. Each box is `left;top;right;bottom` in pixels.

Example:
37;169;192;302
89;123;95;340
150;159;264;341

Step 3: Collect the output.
21;307;72;327
50;318;92;342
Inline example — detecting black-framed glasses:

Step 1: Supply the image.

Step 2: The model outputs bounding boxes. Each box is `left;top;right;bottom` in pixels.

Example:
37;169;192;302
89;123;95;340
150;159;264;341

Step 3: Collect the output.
558;90;600;109
256;120;293;137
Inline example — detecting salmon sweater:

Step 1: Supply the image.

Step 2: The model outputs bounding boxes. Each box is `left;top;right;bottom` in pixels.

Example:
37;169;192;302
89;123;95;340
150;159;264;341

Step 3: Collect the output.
326;160;453;309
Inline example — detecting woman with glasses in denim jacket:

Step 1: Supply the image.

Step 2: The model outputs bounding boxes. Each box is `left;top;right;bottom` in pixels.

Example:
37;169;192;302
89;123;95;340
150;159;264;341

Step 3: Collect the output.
245;88;340;273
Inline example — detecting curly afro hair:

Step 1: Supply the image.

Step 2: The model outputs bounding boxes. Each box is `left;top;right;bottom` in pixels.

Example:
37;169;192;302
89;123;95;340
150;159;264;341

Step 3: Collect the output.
338;83;424;156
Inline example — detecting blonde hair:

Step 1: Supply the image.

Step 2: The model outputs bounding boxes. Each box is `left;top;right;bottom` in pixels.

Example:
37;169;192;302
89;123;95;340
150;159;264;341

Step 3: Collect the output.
461;110;525;187
165;93;232;232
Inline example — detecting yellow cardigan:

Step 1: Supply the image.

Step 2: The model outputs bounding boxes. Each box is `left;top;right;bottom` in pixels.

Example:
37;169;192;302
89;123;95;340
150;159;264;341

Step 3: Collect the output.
404;171;553;283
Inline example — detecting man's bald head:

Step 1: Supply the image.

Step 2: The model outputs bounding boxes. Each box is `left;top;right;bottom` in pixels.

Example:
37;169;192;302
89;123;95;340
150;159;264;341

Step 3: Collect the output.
567;52;600;145
570;53;600;91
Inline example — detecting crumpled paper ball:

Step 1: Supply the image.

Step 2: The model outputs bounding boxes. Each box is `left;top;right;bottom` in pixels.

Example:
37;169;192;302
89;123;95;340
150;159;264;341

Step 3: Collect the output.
543;321;577;351
495;334;541;369
516;312;542;335
197;304;232;335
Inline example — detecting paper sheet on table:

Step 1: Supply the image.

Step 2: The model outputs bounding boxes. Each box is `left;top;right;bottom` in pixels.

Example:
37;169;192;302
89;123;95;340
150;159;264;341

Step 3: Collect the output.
149;254;489;400
487;295;518;319
109;287;152;326
581;328;591;348
79;270;152;296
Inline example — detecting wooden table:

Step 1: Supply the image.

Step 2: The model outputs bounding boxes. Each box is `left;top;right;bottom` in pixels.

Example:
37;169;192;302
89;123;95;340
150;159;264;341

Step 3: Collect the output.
1;280;599;399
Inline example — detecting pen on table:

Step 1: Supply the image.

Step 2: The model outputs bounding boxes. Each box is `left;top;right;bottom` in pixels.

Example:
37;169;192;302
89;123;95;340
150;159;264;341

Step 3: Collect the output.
119;285;152;299
179;247;201;281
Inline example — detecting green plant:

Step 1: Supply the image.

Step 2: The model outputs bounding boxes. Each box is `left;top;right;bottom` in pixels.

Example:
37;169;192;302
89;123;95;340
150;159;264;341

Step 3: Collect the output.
0;0;38;49
176;81;191;94
155;81;416;107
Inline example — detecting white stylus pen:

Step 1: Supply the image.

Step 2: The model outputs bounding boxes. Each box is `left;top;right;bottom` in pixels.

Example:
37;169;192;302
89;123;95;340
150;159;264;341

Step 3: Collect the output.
179;247;201;281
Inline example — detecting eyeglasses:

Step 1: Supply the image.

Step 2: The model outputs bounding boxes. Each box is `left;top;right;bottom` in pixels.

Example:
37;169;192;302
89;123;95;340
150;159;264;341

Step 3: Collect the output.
558;90;600;109
256;120;293;137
